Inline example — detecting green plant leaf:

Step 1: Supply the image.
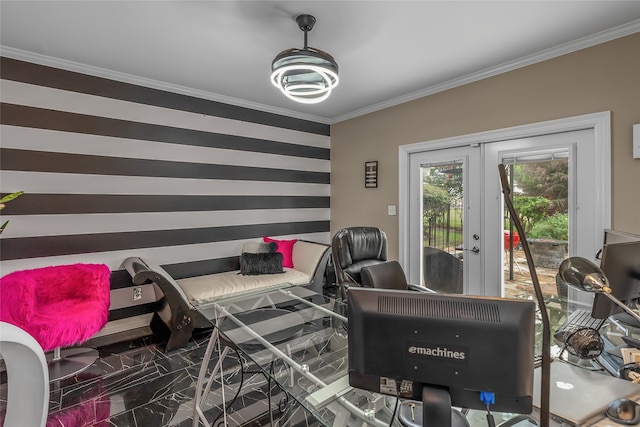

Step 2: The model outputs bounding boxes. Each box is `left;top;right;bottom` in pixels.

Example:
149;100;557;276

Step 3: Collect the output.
0;191;24;234
0;191;24;204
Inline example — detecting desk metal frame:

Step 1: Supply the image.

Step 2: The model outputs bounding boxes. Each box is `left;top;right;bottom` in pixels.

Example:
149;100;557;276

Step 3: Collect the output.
193;286;394;427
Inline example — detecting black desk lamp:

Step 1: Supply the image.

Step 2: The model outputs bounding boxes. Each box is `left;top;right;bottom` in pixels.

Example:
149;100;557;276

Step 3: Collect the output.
498;164;551;427
558;257;640;325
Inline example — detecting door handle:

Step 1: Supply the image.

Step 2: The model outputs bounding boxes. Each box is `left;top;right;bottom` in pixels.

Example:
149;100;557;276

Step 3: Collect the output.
462;246;480;254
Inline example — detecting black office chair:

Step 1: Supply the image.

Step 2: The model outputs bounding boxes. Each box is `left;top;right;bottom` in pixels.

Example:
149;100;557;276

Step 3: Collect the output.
423;246;464;294
361;261;432;293
332;226;388;300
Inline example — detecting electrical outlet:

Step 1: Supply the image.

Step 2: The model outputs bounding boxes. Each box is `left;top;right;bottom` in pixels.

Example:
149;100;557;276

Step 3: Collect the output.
133;287;142;301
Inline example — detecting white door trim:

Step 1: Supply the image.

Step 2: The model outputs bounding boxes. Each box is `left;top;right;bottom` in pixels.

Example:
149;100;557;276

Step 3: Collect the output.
399;111;611;272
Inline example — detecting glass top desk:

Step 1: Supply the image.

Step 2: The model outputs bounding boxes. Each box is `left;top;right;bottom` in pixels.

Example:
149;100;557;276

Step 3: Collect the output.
193;284;398;426
192;284;532;427
194;285;640;427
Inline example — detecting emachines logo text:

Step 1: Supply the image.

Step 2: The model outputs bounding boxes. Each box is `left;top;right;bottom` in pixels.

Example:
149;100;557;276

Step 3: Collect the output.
406;342;468;363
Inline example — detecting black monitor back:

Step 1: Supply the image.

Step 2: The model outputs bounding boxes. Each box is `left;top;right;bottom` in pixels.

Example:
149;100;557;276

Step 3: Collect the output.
347;288;535;412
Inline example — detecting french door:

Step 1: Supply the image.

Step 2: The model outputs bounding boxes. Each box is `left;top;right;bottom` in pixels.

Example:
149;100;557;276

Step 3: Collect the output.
406;145;482;295
484;129;595;301
401;113;610;309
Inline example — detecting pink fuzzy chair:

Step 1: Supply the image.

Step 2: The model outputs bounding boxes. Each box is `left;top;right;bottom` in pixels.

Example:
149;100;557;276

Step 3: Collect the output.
0;263;111;380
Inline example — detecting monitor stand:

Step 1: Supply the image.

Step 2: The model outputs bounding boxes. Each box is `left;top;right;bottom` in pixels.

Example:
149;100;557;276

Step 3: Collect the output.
397;386;470;427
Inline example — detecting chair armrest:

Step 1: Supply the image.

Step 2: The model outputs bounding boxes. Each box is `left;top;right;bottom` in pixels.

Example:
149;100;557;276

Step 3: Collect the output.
292;240;331;294
0;272;36;323
0;322;49;427
122;257;210;351
123;257;192;306
292;241;330;276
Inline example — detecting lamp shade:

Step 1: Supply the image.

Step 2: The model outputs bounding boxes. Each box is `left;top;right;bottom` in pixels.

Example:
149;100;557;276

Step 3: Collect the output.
558;257;609;293
271;14;339;104
558;256;640;325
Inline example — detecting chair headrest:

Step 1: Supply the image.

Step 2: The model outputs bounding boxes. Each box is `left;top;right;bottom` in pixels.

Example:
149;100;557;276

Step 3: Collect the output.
342;227;387;263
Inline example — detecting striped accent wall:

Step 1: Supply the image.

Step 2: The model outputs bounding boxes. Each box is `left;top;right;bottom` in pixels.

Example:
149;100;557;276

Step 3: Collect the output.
0;57;331;337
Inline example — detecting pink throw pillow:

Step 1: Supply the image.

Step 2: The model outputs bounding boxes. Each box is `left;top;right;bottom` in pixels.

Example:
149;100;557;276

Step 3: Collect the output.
263;237;297;268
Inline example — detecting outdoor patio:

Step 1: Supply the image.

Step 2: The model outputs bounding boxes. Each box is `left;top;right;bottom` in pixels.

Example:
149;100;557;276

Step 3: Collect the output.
503;248;560;300
502;249;571;345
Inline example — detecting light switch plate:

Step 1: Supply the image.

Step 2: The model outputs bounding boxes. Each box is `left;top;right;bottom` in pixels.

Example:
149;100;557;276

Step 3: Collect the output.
388;205;397;216
634;124;639;159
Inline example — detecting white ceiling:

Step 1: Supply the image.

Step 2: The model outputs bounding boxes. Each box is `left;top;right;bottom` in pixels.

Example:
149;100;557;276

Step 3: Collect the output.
1;1;640;124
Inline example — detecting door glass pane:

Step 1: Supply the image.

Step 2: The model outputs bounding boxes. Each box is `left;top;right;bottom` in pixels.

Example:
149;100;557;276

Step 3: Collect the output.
421;161;464;294
502;159;569;332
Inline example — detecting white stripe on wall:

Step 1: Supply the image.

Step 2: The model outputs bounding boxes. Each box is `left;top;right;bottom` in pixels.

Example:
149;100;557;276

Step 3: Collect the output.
1;79;330;149
0;171;331;196
0;125;330;172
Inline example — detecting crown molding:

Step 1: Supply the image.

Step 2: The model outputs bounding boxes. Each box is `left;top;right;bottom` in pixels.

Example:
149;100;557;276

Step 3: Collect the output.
0;46;331;125
2;19;638;126
330;19;640;124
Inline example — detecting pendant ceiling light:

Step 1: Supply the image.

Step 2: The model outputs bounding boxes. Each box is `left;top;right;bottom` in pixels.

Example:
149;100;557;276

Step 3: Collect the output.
271;14;339;104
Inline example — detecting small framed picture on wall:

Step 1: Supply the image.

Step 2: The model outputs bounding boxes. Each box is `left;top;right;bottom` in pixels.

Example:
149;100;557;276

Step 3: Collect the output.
365;161;378;188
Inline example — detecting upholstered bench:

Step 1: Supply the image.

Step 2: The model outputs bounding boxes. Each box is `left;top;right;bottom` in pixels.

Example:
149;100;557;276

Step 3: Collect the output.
177;239;330;304
123;239;330;351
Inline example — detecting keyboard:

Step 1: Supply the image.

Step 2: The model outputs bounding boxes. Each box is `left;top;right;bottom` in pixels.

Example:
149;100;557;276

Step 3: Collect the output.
554;309;606;342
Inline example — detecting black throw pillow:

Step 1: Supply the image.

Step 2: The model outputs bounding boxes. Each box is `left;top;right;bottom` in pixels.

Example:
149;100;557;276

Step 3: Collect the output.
242;241;277;254
239;252;284;276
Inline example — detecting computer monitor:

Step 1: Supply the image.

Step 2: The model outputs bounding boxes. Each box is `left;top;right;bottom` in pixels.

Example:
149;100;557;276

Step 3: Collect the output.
347;288;535;426
602;228;640;245
591;240;640;327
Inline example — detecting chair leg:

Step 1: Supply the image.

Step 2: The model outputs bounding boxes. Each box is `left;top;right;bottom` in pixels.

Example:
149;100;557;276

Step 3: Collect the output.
505;250;524;274
513;256;524;274
47;346;99;381
338;282;349;302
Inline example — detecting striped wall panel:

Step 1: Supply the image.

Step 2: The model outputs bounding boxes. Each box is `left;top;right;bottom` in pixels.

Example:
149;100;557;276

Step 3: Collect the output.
0;57;331;336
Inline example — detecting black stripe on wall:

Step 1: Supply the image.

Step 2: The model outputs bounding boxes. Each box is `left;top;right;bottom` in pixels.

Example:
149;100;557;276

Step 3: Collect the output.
1;148;330;184
109;269;135;290
0;221;329;260
1;57;330;136
163;256;241;280
108;303;158;322
1;194;330;215
1;104;330;160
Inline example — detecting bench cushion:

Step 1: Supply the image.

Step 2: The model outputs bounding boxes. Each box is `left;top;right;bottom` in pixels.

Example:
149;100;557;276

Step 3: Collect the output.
177;268;310;305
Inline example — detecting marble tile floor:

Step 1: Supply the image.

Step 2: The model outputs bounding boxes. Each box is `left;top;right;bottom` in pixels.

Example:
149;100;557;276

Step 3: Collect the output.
0;326;323;427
